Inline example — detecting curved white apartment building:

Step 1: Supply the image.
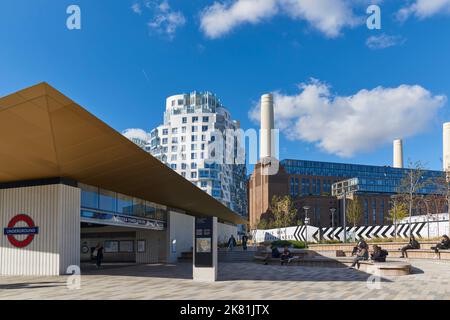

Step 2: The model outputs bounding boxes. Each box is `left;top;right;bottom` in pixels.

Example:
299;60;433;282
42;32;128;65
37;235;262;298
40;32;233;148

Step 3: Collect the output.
148;92;248;224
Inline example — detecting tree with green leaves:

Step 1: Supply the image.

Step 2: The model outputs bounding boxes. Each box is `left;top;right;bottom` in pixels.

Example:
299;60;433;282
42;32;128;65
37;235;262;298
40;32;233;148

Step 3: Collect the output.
388;196;409;238
270;195;298;229
346;197;362;228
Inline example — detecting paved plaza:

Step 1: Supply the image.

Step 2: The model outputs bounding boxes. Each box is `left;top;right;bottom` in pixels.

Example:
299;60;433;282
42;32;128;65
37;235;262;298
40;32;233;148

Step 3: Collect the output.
1;260;450;300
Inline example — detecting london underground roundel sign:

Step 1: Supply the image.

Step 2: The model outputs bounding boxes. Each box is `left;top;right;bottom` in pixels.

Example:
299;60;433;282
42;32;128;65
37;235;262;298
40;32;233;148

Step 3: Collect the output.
3;214;39;248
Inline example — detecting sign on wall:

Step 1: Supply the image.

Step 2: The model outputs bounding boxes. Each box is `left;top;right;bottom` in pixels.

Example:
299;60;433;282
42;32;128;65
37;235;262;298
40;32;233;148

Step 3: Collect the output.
3;214;39;248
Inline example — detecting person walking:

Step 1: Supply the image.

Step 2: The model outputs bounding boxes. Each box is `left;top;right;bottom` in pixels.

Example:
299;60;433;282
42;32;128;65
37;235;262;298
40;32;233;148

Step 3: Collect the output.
242;234;248;251
228;235;237;251
94;242;104;269
400;236;420;258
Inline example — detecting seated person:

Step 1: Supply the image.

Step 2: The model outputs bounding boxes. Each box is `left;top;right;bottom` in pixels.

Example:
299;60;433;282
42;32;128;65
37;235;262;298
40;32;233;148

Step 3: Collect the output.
400;236;420;258
349;242;369;269
352;239;368;256
431;235;450;259
263;245;280;265
280;246;293;265
371;245;388;262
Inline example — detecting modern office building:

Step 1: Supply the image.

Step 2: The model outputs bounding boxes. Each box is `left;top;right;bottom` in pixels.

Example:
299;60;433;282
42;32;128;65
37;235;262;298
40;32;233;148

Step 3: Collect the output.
249;159;445;229
148;92;248;223
249;93;446;230
0;83;245;276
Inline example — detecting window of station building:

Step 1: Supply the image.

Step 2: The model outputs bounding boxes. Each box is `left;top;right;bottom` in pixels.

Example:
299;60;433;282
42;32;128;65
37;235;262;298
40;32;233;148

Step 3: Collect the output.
380;200;385;223
182;117;187;124
201;144;205;150
191;135;198;142
162;129;168;135
191;171;197;179
171;154;177;161
99;188;117;212
181;136;186;142
172;137;178;143
201;135;206;141
202;125;208;132
162;138;168;144
191;162;197;169
203;116;209;122
155;206;167;221
171;145;178;152
192;116;199;123
117;193;134;215
192;126;198;132
191;144;197;151
181;163;187;169
172;128;178;134
181;126;186;133
181;172;186;178
191;153;197;160
170;163;177;170
201;181;208;188
80;183;99;209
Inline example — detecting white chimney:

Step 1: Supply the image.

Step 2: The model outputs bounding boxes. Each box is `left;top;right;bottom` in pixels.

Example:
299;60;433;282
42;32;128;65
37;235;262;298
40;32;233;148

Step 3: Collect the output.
443;122;450;171
260;93;274;160
393;139;404;168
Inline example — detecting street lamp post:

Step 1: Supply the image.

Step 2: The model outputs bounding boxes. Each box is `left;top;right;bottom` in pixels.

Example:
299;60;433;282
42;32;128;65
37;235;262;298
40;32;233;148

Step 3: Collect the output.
447;171;450;236
330;208;336;228
342;190;347;243
303;206;310;247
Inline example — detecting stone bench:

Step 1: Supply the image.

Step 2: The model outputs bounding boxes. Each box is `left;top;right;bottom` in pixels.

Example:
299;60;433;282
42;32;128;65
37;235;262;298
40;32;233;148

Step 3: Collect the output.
357;260;411;276
254;254;412;275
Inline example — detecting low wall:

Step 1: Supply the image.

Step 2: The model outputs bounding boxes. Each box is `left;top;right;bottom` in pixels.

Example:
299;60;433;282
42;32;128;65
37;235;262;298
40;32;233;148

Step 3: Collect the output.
253;219;450;244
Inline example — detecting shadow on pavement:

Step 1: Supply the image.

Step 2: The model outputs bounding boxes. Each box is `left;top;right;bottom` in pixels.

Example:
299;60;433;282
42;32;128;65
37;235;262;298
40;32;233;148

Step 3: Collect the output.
0;281;66;290
217;263;392;283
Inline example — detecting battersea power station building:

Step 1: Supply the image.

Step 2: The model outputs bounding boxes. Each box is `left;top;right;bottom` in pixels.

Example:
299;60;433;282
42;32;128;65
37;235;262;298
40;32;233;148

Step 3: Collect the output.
0;83;244;276
249;94;445;230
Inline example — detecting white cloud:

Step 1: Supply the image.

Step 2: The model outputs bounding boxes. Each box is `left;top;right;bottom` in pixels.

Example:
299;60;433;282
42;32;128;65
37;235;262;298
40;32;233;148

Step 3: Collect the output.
148;10;186;39
131;1;186;39
122;128;151;142
249;79;446;157
132;3;142;15
200;0;363;39
397;0;450;21
366;34;406;49
200;0;278;39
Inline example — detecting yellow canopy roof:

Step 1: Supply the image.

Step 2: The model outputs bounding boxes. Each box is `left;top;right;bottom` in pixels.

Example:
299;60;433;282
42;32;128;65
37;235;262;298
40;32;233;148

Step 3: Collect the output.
0;83;247;225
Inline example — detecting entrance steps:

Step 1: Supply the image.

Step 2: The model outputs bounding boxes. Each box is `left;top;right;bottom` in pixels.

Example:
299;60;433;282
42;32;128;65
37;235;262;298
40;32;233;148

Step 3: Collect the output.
177;249;256;263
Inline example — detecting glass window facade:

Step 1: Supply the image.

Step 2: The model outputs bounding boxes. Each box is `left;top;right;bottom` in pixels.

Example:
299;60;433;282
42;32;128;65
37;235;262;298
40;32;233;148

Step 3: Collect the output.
79;183;167;222
281;159;443;195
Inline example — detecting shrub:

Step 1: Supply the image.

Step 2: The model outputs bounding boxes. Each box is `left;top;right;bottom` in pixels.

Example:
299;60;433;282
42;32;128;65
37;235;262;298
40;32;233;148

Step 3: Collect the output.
271;240;306;249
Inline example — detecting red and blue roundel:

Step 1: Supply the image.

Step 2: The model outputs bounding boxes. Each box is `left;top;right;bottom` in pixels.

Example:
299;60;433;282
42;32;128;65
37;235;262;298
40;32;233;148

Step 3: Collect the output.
3;214;39;248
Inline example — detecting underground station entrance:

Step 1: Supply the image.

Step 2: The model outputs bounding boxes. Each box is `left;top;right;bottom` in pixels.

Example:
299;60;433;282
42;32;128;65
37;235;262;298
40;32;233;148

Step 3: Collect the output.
80;222;168;264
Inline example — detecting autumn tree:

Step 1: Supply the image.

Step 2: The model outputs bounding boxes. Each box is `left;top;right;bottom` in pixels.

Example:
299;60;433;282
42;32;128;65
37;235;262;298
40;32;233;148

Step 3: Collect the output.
270;195;298;228
346;197;362;227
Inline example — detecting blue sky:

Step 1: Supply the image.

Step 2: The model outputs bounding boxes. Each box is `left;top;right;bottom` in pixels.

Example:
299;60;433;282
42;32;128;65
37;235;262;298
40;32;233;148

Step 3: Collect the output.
1;0;450;172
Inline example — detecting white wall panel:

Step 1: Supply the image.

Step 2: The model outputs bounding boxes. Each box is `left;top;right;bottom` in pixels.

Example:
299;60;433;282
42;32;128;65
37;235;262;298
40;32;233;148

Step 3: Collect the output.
0;184;80;276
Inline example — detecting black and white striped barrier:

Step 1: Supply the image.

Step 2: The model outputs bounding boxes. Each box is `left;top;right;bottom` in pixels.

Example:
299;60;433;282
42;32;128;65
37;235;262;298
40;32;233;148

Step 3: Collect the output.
253;220;449;243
